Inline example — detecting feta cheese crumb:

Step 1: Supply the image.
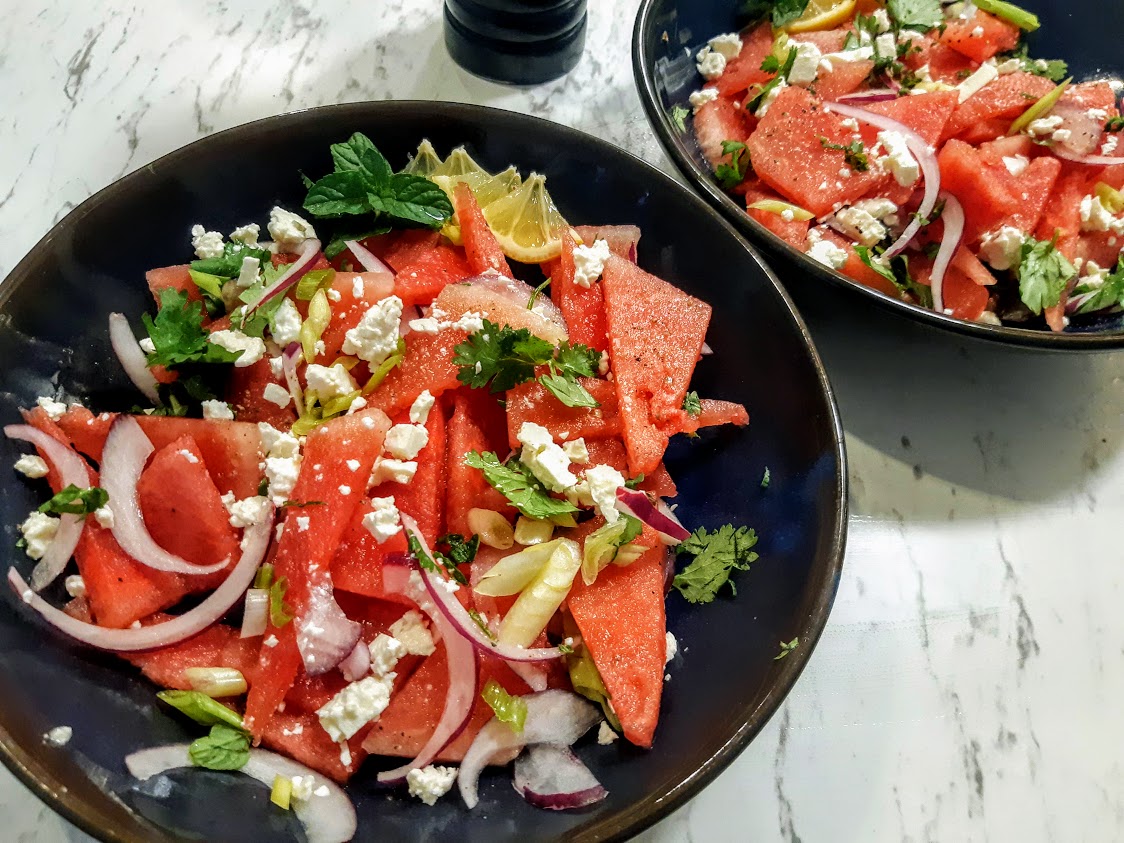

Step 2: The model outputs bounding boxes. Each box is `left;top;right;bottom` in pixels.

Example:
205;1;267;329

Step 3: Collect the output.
19;511;59;560
190;224;224;260
805;228;849;270
208;330;266;368
229;223;260;246
305;363;358;402
295;515;310;532
270;298;303;347
406;765;458;806
262;382;292;409
695;46;726;80
64;575;86;599
36;397;66;421
755;78;787;116
707;32;742;60
342;296;404;365
369;633;407;677
1002;155;1030;177
665;631;678;664
13;455;49;479
562;438;589;464
585;464;626;523
201;399;235;421
227;496;271;529
978;226;1026;271
338;485;351;496
597;721;619;745
956;62;998;103
876;131;921;188
1080;194;1119;233
390;610;436;656
290;774;315;802
362;497;402;544
995;58;1021;75
235;256;260;289
264;455;301;502
573;239;612;288
517;422;576;492
139;337;156;354
370;457;418;486
317;675;395;742
1102;134;1119;157
832;206;887;247
409;390;435;425
688;87;719;113
263;634;279;648
93;505;115;529
44;726;72;747
853;198;899;226
268;207;317;252
1025;114;1065;141
788;41;822;87
384;424;429;460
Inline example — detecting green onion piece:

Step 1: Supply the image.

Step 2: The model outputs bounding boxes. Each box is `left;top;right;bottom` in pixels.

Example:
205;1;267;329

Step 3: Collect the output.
295;269;336;301
973;0;1039;31
564;627;621;731
363;338;406;393
270;774;293;810
300;289;332;363
269;576;294;627
188;269;226;301
747;199;815;221
481;679;528;733
320;390;361;418
1008;77;1071;136
253;563;274;590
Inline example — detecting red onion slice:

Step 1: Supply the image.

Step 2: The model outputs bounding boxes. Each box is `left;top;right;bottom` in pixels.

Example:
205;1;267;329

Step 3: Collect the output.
339;640;371;682
281;342;305;415
297;577;362;677
108;314;160;404
125;743;356;843
400;517;565;663
372;559;478;784
5;425;90;591
344;240;395;277
240;588;269;639
247;239;321;315
512;744;608;810
929;192;965;315
8;515;271;651
1051;146;1124;167
824;102;940;259
615;487;690;544
458;689;601;809
101;417;229;576
834;89;899;104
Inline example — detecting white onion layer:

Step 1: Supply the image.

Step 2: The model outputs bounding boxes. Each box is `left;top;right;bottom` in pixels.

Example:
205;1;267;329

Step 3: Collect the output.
108;314;161;404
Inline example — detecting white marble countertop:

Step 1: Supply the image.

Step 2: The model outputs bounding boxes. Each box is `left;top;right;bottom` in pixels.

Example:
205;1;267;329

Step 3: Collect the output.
2;1;1123;841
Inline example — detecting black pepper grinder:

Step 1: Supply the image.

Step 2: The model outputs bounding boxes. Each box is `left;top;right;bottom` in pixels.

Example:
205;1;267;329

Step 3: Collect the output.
444;0;588;86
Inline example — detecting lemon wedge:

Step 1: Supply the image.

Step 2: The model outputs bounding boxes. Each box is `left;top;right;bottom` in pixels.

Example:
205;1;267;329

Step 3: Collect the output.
785;0;856;33
402;139;442;177
432;167;522;246
432;146;488;179
481;173;567;264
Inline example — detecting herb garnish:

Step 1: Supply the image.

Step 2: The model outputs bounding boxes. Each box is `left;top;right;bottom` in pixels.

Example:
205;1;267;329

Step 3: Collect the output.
464;451;579;520
39;485;108;516
672;525;760;604
774;637;799;660
1016;234;1076;315
715;140;752;189
820;137;869;172
682;391;702;417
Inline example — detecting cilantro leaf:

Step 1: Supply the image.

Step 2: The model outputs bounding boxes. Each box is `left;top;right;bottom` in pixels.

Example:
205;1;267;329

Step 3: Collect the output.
741;0;812;27
669;105;690;133
761;467;771;489
760;54;781;74
406;530;469;585
190;241;271;279
748;48;796;113
39;485;108;516
157;690;246;732
553;342;601;379
189;724;250;771
438;533;480;566
1016;234;1075;315
481;679;527;733
1107;116;1124;133
886;0;943;30
624;473;645;490
715;140;752;189
330;132;393;185
464;451;578;520
819;137;869;172
454;320;553;392
539;373;599;408
673;525;760;604
142;288;241;368
1075;256;1124;315
682;391;702;417
855;248;933;308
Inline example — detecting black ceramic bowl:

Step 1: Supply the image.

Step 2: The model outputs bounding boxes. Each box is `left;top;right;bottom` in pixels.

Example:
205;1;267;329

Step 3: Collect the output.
633;0;1124;349
0;102;846;842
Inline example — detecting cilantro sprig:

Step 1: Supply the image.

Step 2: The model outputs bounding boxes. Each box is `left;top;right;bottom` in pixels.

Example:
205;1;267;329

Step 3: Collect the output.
39;485;108;516
819;137;870;172
748;47;796;114
1016;234;1076;315
143;288;241;368
407;531;470;585
715;141;751;189
453;320;602;409
464;451;579;520
740;0;812;28
672;525;760;604
1074;255;1124;315
886;0;943;31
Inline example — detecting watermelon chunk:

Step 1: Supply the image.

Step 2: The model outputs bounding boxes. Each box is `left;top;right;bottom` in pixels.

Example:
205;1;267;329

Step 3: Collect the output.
453;182;513;278
262;710;366;783
996;155;1062;235
814;58;876;102
714;22;774;96
582;438;677;498
548;233;609;352
134;416;263;499
943;72;1056;141
393;248;472;308
601;255;710;475
435;279;568;346
913;256;990;321
905;40;979;85
53;406;114;463
384;399;447;542
362;230;443;273
573;225;641;262
938;139;1020;244
331;527;411;603
446;389;512;536
145;265;202;310
939;11;1020;64
1036;163;1093;261
567;530;666;748
226;357;296;429
317;270;397;361
693;97;752;173
122;621;260;690
744;187;809;249
366;329;468;419
504;378;621;449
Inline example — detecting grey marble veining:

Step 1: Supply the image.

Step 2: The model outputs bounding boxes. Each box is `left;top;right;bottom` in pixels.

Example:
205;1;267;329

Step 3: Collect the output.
2;1;1124;841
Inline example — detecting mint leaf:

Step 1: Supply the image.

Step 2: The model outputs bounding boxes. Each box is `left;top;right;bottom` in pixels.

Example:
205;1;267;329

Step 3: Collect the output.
39;485;108;516
437;533;480;566
142;288;241;368
464;451;578;520
406;530;469;585
369;174;455;227
189;724;250;771
673;525;760;604
1017;235;1075;315
887;0;943;30
157;690;246;732
481;679;528;733
330;132;392;185
303;170;372;218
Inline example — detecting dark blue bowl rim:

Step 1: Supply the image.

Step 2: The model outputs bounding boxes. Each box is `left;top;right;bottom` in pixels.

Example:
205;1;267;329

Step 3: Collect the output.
631;0;1124;350
0;100;848;843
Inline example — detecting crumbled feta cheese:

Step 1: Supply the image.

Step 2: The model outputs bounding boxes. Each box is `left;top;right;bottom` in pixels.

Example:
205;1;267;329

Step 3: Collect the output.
755;78;787;116
36;397;66;421
871;8;891;32
230;223;260;246
695;46;726;81
338;485;352;497
688;87;720;113
347;396;367;415
517;422;576;492
370;457;417;486
13;455;49;479
178;449;200;464
263;634;279;648
44;726;72;747
264;456;301;502
227;495;271;529
805;228;849;270
19;511;59;560
853;198;899;226
995;58;1021;75
971;25;985;37
93;505;115;529
362;497;401;544
326;288;341;303
1079;194;1123;234
305;363;358;402
874;32;896;61
788;41;822;87
409;390;435;425
369;633;407;677
1002;155;1030;176
876;131;921;188
818;46;873;75
562;438;589;464
64;575;86;598
295;515;310;533
384;424;429;460
832;206;887;247
235;256;260;289
139;337;156;354
406;765;458;806
665;631;678;664
781;209;796;222
262;382;292;409
342;296;403;365
707;32;742;60
956;62;998;103
585;464;625;523
270;298;302;347
190;224;224;260
390;610;436;656
208;329;266;368
573;239;612;288
268;207;317;252
351;274;366;299
1103;134;1120;157
200;399;235;421
1025;114;1065;140
978;226;1026;270
597;721;619;745
317;675;395;742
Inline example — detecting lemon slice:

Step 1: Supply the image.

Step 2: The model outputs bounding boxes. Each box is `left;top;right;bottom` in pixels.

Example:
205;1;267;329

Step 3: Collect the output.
402;139;442;177
432;146;488;179
432;167;522;246
785;0;856;33
481;173;567;263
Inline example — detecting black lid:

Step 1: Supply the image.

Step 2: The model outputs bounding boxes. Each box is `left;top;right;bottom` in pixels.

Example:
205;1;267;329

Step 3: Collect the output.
443;0;587;85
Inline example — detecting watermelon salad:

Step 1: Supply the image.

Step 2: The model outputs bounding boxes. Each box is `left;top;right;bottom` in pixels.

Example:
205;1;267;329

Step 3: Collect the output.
678;0;1124;330
7;133;760;841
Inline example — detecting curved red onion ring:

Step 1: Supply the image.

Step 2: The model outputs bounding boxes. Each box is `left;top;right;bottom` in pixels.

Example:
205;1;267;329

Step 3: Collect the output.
824;102;940;259
8;514;272;651
5;425;90;591
247;239;322;314
108;314;160;404
297;577;362;677
929;193;965;315
344;240;394;277
835;89;898;104
399;517;565;663
126;743;356;843
615;487;690;544
240;588;269;639
101;417;229;576
372;558;478;785
458;689;601;809
1051;146;1124;167
339;640;371;682
512;744;608;810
